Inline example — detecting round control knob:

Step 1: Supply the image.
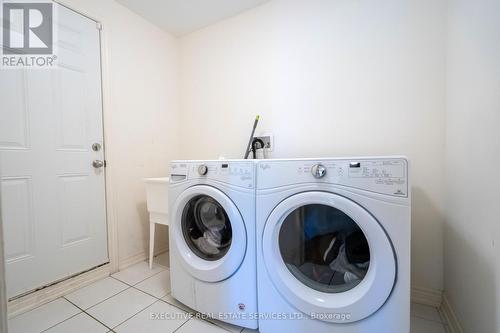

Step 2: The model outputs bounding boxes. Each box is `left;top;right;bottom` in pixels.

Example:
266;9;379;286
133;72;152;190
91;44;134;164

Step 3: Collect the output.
198;165;208;176
311;164;327;178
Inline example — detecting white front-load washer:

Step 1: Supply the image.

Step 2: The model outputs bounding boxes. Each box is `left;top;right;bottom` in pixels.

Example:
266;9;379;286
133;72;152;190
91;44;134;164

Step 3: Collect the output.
256;157;411;332
169;160;257;329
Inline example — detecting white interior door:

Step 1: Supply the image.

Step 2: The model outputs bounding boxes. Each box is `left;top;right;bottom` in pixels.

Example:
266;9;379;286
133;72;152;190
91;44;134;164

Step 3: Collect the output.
0;4;108;298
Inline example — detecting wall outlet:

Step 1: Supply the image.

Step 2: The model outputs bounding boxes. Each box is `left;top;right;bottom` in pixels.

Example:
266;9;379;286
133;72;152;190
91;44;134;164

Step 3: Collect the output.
253;133;273;151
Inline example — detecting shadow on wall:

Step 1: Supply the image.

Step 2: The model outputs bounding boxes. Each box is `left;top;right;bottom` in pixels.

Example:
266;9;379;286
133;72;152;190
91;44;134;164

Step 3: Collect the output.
136;199;149;252
136;200;169;257
443;220;498;332
410;187;444;291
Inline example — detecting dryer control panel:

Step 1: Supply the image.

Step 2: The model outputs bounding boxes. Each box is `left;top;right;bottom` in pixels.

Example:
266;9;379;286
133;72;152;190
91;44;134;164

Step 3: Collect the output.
258;158;408;197
170;160;255;189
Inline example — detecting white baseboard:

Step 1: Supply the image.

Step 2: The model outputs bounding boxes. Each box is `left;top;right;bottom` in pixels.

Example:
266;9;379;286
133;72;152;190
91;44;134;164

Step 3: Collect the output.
439;293;463;333
7;264;111;318
411;286;464;333
7;247;169;318
118;246;169;270
411;285;443;308
7;256;444;321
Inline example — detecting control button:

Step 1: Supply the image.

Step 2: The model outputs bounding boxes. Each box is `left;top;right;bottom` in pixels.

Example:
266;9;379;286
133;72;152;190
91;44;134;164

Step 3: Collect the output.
311;164;327;179
198;165;208;176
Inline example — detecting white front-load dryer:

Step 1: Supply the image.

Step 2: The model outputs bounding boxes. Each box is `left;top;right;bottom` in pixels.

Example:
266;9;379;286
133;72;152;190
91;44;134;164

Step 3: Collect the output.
256;157;411;332
169;160;257;329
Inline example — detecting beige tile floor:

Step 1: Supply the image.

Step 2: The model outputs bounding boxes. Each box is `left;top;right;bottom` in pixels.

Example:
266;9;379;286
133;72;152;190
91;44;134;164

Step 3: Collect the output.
8;252;448;333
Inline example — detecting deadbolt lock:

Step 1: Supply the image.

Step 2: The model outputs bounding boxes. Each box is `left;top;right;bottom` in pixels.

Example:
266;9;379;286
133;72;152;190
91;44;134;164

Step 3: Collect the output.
92;143;102;151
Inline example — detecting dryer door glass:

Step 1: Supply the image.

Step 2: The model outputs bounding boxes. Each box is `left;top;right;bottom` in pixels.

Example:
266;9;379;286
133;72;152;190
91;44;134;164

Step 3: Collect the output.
279;204;370;293
182;195;232;261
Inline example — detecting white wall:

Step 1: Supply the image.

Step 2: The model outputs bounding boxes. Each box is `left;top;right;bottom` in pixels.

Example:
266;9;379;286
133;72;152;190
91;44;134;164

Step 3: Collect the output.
444;0;500;331
60;0;179;265
178;0;447;292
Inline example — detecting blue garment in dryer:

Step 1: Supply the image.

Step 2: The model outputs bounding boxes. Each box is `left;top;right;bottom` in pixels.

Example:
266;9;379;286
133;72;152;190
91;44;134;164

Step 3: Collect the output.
303;205;358;240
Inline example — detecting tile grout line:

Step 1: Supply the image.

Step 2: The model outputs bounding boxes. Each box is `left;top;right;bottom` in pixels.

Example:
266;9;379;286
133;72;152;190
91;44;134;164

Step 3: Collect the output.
38;310;82;333
108;268;173;303
107;275;171;304
11;282;126;332
158;294;243;332
205;316;244;333
163;299;242;333
152;293;239;332
130;284;169;300
110;265;167;288
64;297;114;332
48;272;151;317
72;284;133;312
161;295;196;314
173;317;236;333
110;276;143;290
105;291;206;332
58;264;239;333
8;297;77;321
109;275;135;288
171;317;192;333
58;271;169;331
77;286;158;330
9;263;169;333
203;319;235;333
107;298;162;330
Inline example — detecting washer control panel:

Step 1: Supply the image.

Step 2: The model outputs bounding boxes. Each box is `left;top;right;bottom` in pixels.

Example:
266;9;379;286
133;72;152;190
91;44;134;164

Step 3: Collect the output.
258;158;408;197
171;161;255;189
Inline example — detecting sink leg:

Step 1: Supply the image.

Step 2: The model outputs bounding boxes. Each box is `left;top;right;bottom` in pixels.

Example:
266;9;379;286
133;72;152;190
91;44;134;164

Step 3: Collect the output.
149;221;155;269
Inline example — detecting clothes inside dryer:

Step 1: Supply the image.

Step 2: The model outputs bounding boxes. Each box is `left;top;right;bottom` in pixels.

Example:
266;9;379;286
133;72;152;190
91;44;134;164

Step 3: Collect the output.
279;204;370;293
182;195;232;261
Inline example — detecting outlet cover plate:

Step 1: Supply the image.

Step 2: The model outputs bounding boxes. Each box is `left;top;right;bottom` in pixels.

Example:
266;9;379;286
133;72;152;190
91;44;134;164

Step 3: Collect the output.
253;133;273;151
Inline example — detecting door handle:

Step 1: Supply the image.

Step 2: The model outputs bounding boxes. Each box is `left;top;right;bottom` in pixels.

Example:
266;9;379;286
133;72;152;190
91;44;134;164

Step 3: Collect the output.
92;160;104;168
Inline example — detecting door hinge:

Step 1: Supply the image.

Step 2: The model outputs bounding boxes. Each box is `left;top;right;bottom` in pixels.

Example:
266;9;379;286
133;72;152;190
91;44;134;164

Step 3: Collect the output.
96;22;102;30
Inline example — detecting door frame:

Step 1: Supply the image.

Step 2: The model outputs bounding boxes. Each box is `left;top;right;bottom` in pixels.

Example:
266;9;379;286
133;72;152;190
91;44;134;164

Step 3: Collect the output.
2;0;120;317
0;176;8;333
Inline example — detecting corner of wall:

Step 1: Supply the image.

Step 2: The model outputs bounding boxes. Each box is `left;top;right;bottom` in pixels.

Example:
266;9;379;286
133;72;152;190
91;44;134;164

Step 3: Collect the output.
439;293;464;333
411;285;443;308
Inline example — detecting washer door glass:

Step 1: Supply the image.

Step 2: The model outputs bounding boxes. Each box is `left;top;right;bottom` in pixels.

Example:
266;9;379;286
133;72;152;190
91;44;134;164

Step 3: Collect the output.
182;195;232;261
279;204;370;294
262;191;396;323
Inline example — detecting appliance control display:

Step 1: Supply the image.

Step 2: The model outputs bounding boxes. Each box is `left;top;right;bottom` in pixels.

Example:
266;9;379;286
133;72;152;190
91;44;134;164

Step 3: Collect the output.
178;162;255;189
287;159;407;197
348;160;404;179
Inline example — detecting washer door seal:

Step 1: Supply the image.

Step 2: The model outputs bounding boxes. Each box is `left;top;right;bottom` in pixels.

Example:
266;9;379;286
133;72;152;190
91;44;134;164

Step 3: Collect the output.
172;185;247;282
